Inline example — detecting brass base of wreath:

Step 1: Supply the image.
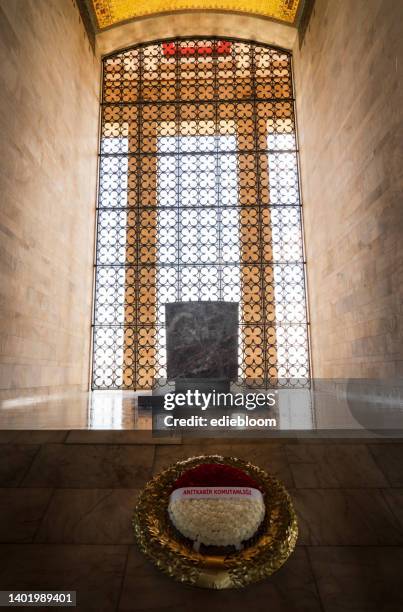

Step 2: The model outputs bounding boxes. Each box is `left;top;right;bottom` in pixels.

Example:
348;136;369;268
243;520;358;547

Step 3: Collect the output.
133;455;298;589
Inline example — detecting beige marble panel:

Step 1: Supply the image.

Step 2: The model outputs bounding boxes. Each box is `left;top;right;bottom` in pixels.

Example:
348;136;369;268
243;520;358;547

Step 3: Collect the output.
0;0;100;395
293;0;403;378
96;12;297;56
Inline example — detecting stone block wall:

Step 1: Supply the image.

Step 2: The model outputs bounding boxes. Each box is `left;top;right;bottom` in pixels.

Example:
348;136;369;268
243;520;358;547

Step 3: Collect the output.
0;0;100;396
294;0;403;378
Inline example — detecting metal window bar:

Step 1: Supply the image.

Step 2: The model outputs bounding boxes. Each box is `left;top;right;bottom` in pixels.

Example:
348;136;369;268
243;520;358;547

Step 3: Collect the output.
92;37;310;390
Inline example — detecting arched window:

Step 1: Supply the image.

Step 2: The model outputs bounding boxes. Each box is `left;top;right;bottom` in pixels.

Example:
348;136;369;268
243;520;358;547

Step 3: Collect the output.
92;38;309;390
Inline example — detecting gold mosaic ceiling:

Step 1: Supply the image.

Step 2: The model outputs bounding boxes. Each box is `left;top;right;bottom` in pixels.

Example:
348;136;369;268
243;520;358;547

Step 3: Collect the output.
92;0;302;29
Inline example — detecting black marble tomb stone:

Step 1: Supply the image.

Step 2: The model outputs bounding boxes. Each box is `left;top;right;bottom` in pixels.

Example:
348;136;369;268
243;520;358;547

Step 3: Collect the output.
165;301;238;383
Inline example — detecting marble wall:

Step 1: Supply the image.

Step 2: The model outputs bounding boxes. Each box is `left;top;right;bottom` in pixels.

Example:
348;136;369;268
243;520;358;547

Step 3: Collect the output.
0;0;100;397
2;0;401;400
96;11;297;56
293;0;403;378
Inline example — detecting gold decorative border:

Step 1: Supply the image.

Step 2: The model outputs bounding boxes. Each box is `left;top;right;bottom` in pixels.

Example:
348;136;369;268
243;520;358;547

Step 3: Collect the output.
92;0;301;29
133;454;298;589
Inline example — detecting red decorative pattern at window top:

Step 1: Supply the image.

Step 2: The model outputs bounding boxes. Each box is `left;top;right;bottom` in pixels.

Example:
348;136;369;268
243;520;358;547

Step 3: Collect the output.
171;463;263;492
162;41;232;57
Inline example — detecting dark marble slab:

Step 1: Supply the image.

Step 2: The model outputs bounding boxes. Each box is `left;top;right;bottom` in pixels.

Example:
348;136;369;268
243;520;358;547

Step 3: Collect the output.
165;301;238;380
22;444;154;488
0;430;68;444
0;488;53;542
37;488;139;544
309;546;403;612
292;488;403;545
153;441;294;487
382;489;403;530
368;444;403;486
119;546;321;612
0;544;127;611
65;430;181;445
286;443;388;487
0;444;39;486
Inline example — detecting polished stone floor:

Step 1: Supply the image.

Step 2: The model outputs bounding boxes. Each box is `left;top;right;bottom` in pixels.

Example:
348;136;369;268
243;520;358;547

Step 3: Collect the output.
1;388;400;434
0;391;145;430
0;432;403;611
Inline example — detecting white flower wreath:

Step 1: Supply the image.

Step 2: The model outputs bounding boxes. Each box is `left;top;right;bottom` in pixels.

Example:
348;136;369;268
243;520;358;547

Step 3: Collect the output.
169;492;265;551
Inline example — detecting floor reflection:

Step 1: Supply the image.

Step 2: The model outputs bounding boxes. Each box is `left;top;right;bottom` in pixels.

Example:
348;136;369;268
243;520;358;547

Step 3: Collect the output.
0;391;152;430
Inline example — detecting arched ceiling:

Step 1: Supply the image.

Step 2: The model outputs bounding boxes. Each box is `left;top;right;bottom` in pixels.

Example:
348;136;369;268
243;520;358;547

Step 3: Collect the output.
88;0;303;30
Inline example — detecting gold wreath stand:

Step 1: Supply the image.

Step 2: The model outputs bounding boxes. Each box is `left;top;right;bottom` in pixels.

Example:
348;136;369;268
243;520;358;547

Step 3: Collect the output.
133;454;298;589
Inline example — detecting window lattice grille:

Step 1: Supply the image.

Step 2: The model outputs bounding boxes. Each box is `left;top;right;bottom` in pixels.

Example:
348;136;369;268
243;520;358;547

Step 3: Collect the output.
92;38;310;390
